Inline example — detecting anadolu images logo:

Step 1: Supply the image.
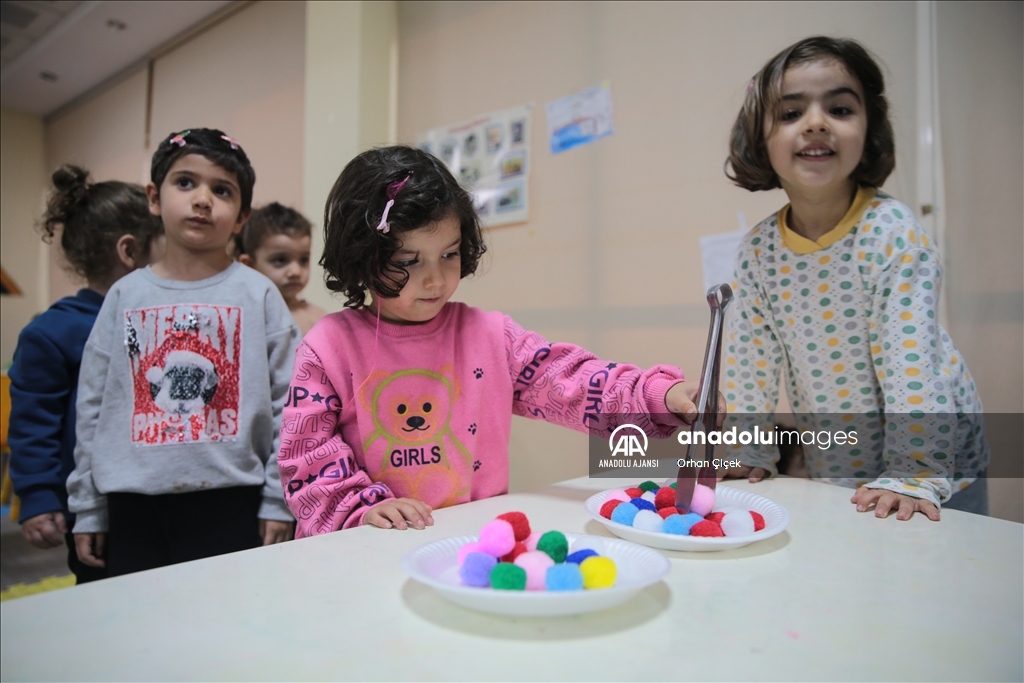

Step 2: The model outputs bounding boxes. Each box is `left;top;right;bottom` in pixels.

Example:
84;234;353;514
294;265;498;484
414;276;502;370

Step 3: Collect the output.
608;424;648;458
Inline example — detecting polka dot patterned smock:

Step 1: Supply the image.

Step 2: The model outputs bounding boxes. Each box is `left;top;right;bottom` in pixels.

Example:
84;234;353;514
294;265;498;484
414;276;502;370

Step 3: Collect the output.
723;186;989;507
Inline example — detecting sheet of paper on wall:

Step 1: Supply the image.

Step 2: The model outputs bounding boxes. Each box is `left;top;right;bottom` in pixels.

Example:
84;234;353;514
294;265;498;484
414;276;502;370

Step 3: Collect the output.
545;82;614;154
699;230;746;294
417;104;531;228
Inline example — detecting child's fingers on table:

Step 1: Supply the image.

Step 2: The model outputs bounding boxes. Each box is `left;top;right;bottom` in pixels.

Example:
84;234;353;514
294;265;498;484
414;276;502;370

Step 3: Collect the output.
392;499;431;529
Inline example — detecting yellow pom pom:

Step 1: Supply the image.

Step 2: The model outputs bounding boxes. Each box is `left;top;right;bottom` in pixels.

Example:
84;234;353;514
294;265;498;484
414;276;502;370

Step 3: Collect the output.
579;556;617;590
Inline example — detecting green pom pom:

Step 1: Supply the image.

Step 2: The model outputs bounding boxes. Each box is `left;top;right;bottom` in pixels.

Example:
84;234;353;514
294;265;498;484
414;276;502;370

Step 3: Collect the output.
638;480;660;493
669;482;677;489
490;563;526;590
536;531;568;563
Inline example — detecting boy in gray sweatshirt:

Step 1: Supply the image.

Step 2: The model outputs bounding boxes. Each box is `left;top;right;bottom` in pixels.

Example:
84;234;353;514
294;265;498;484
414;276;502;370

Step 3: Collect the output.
68;128;299;576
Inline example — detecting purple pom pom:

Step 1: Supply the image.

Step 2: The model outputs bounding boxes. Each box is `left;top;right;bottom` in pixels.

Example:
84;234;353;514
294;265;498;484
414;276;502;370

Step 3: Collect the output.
459;552;497;587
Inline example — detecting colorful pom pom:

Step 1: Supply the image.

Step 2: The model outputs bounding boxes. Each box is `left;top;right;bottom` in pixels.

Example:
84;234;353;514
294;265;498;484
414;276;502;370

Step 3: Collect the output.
721;510;755;537
654;487;677;510
629;497;656;513
514;550;555;590
640;491;657;504
458;541;483;566
546;563;584;591
611;502;639;526
632;509;664;533
624;487;644;498
459;552;497;587
566;549;598;564
689;519;725;537
638;480;660;493
536;531;569;563
657;507;679;519
490;563;527;590
599;499;622;519
688;483;716;517
705;511;725;524
580;556;617;589
496;511;531;542
478;519;516;557
500;541;527;563
662;512;703;535
524;531;541;551
605;489;630;503
751;511;766;531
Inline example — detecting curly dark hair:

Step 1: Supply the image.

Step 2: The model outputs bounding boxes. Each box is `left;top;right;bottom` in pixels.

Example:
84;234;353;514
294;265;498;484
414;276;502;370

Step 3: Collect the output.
726;36;895;192
234;202;312;257
41;165;163;284
321;146;486;309
150;128;256;214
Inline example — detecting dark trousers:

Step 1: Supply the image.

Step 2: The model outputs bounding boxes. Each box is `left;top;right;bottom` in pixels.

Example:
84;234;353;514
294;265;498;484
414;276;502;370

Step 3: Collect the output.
106;486;262;577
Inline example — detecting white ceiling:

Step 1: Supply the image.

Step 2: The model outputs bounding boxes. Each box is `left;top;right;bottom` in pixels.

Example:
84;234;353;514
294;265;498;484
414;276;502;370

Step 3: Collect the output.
1;0;232;118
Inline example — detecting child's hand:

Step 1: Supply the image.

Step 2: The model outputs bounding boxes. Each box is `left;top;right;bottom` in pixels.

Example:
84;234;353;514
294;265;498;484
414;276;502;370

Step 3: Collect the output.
364;498;434;530
74;532;106;567
718;465;771;483
666;381;726;426
851;487;940;521
259;519;294;545
21;511;67;549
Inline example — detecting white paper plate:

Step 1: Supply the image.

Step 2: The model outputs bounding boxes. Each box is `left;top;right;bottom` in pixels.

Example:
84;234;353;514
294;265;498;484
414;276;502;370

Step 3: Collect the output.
401;533;670;616
585;485;790;552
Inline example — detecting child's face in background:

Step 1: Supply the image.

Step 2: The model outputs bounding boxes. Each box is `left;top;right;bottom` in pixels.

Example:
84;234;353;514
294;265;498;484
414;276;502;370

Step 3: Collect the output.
148;154;246;256
242;233;312;304
374;214;462;325
764;59;867;198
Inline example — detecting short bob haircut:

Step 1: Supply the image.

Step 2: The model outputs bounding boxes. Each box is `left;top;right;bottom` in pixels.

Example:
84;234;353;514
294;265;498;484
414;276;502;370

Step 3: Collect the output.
726;36;895;192
150;128;256;215
321;146;486;309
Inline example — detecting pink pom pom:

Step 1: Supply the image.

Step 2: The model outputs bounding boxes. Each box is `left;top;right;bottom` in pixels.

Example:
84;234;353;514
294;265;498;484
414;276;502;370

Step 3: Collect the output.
689;483;715;517
524;531;541;551
514;551;555;590
721;510;755;537
478;519;516;557
458;541;483;566
751;511;765;531
605;489;630;503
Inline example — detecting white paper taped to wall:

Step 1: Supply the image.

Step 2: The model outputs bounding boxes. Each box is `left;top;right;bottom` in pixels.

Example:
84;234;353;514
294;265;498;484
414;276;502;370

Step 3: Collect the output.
698;212;749;293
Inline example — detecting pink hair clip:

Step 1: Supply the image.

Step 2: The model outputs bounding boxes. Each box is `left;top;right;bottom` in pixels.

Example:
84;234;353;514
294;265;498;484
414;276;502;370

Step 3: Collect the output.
375;173;413;234
221;135;240;150
169;131;190;147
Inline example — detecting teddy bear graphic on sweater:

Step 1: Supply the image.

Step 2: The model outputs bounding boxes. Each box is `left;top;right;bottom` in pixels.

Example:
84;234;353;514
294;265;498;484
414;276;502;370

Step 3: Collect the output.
362;368;472;509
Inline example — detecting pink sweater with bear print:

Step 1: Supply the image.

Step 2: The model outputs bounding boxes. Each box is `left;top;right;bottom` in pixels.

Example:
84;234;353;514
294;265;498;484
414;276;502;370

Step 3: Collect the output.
279;302;685;537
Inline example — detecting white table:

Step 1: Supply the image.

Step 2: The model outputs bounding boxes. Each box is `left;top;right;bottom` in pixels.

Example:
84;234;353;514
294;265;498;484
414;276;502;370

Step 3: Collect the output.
2;477;1021;681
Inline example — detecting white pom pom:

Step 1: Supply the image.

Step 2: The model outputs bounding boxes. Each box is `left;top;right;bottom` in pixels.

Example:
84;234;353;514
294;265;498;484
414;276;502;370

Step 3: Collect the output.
720;510;755;536
641;490;657;503
632;509;664;532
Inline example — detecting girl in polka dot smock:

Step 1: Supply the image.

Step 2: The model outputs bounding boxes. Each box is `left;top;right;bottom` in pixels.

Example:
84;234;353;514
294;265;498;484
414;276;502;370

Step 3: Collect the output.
718;36;989;520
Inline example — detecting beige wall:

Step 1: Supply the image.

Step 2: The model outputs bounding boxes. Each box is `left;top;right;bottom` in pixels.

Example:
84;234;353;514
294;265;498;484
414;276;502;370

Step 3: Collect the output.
397;0;923;494
0;109;48;366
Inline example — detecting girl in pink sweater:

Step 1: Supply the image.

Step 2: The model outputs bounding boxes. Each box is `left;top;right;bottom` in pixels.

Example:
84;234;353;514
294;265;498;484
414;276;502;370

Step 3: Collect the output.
279;146;701;536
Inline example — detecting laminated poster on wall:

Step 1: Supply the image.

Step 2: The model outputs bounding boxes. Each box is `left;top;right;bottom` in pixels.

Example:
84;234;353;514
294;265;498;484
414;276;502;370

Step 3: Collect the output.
417;104;531;228
545;82;614;155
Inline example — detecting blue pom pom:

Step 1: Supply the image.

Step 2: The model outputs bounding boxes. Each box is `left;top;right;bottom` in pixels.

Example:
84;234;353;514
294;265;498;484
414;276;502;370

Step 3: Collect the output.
459;551;497;587
546;563;584;591
663;512;704;535
630;497;656;512
566;549;599;564
611;502;639;526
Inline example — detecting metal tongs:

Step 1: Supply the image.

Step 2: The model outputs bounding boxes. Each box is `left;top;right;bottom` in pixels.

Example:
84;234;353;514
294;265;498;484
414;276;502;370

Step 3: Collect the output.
675;283;733;513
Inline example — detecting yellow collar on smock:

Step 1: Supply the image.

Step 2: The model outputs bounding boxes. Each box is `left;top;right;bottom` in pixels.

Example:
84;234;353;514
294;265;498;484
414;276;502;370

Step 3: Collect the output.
778;186;876;254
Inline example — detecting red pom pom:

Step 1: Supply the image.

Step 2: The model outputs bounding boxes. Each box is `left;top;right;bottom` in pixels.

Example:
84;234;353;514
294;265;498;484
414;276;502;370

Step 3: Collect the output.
624;487;643;499
750;511;765;531
705;511;725;524
496;511;531;542
501;541;527;563
690;520;725;537
599;500;622;519
654;487;677;510
658;507;680;519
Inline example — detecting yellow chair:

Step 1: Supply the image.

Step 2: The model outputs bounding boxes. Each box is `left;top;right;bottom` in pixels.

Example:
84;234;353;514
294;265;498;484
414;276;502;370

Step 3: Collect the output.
0;372;19;521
